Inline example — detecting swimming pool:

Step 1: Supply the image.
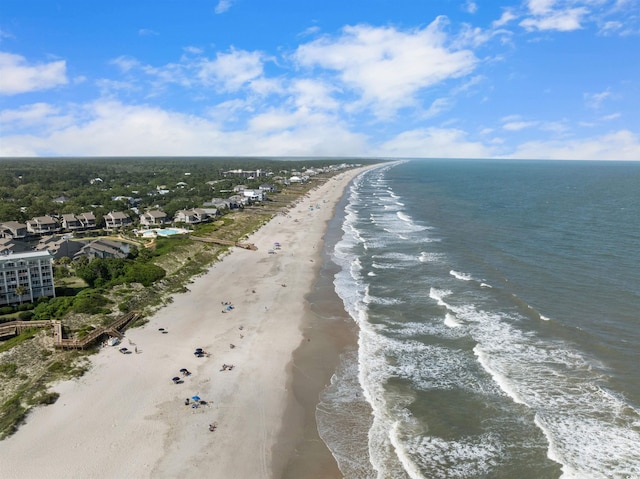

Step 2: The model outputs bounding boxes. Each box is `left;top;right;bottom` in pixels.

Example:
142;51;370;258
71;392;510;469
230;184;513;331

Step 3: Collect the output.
140;227;190;238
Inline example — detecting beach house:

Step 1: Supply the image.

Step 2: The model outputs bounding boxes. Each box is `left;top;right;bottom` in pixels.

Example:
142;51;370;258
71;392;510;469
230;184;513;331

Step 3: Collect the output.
104;211;133;230
139;210;169;227
26;215;61;235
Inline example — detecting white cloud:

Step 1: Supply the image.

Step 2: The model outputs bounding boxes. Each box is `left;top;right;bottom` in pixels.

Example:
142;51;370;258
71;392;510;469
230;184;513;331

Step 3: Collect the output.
183;46;204;55
520;7;589;31
214;0;234;14
0;52;68;95
111;56;140;73
503;120;539;130
197;48;265;92
0;102;59;126
290;79;339;111
0;99;368;157
493;9;518;27
527;0;556;16
584;89;612;109
505;129;640;160
464;1;479;14
138;29;159;36
294;19;478;117
376;127;493;158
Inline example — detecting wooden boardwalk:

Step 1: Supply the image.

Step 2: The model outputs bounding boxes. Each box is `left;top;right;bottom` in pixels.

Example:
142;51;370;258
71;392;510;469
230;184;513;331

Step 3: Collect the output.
0;311;141;350
0;320;53;340
190;236;257;250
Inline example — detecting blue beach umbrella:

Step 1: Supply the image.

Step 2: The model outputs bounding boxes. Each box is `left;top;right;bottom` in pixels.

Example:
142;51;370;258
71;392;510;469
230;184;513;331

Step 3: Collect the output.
192;395;201;401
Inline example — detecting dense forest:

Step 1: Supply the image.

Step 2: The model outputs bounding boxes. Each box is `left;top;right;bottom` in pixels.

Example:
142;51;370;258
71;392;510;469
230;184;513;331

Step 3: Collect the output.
0;157;373;223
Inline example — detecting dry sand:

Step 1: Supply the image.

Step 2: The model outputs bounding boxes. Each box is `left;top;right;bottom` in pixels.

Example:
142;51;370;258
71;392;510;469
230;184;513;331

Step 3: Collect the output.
0;165;376;479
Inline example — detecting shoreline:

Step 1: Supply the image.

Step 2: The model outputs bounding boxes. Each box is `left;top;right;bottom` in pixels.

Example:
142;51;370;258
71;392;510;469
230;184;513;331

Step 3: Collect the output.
281;185;358;478
0;164;379;478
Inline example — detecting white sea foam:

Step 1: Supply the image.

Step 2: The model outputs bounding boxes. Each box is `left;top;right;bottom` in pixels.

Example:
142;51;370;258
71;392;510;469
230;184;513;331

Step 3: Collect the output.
444;313;462;328
407;433;503;478
429;288;453;309
419;251;442;263
466;309;640;478
394;320;465;340
473;345;526;405
373;251;419;263
450;270;473;281
364;294;401;306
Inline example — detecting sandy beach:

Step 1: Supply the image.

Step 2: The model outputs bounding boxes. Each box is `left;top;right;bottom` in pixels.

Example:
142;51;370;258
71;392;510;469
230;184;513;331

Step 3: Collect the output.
0;165;376;479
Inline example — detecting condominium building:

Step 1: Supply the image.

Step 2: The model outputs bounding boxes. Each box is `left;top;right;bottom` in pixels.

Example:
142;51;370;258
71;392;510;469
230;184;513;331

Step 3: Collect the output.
0;251;56;306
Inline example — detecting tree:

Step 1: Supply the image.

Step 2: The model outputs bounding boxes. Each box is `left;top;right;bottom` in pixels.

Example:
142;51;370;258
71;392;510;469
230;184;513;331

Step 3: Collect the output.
14;285;28;305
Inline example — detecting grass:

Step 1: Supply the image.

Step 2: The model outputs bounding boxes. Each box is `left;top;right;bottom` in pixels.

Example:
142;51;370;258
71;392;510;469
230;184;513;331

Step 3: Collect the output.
0;350;90;440
0;329;39;354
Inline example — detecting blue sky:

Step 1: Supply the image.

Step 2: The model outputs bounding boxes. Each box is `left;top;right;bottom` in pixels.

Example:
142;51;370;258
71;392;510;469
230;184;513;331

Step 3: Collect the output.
0;0;638;159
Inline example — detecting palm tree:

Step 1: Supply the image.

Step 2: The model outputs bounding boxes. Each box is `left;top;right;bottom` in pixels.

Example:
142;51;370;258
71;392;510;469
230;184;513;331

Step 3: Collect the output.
15;285;28;305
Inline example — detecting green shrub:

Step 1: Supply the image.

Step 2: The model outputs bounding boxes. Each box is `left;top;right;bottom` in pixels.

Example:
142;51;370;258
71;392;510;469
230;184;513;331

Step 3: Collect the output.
118;301;131;313
37;391;60;405
32;297;73;320
72;290;111;315
125;262;166;287
0;363;17;378
17;311;34;320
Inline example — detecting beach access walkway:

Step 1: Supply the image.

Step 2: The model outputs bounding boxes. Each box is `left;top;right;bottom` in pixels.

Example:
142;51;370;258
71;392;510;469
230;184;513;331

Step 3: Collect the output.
190;235;257;250
0;311;140;350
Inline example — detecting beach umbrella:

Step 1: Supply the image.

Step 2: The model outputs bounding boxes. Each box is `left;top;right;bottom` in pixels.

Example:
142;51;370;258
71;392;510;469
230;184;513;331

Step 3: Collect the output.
192;395;201;401
172;377;181;383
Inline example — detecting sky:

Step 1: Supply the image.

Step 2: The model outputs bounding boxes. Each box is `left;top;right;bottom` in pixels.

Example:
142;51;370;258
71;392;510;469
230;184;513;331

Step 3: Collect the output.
0;0;639;160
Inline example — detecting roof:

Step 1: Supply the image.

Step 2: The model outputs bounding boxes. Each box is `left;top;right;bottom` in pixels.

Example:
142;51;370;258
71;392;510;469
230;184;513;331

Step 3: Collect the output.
107;211;130;219
144;210;167;218
1;221;27;229
0;251;54;261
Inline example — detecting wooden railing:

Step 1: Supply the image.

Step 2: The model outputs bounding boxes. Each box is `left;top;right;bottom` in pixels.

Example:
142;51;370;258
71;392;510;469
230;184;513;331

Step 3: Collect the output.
0;311;141;350
53;311;141;350
0;320;53;339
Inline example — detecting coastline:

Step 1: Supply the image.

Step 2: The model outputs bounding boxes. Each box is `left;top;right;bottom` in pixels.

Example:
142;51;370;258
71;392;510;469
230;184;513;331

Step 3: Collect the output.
0;164;378;478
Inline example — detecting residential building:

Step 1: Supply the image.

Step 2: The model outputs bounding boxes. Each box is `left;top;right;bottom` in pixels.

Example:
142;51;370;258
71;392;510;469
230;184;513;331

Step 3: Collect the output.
74;239;129;260
26;215;61;235
77;212;97;229
139;210;168;227
174;208;209;224
35;236;83;259
242;189;265;202
104;211;133;230
61;213;83;231
0;251;56;306
0;237;30;255
259;184;277;193
1;221;28;239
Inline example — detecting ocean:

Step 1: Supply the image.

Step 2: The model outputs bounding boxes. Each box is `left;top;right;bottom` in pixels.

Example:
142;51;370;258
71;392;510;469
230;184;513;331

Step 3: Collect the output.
316;159;640;479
